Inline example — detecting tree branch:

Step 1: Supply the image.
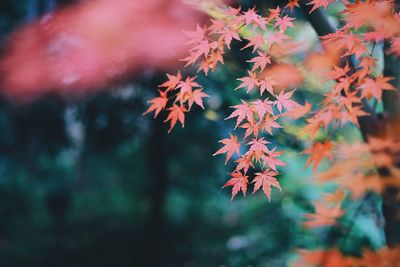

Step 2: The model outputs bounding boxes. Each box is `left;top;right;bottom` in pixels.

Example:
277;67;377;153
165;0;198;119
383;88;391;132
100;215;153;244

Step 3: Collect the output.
300;1;400;247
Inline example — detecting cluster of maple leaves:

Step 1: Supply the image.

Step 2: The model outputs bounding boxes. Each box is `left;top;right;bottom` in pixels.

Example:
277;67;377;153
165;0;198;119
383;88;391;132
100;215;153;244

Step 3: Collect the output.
144;3;313;201
144;0;400;265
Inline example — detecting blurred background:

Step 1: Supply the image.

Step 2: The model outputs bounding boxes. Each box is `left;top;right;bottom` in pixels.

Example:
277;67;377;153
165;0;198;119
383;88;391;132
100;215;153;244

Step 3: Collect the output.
0;1;386;266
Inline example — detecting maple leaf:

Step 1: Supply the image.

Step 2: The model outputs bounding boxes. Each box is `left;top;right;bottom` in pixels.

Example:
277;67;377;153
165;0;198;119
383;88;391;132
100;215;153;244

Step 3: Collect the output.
340;105;369;127
363;31;385;42
180;52;200;67
303;140;333;172
262;148;286;171
261;114;282;135
183;24;207;45
307;0;334;13
247;51;271;72
251;99;274;121
189;39;211;62
337;91;361;113
303;202;344;228
325;64;350;80
268;31;287;45
213;134;241;164
222;171;249;200
235;155;254;174
389;36;400;56
208;19;224;33
323;189;346;205
235;71;258;93
240;121;259;138
241;34;265;52
159;72;182;92
190;89;209;109
259;76;279;95
242;7;266;30
296;249;354;267
266;7;281;23
164;105;187;133
176;76;202;106
224;28;241;49
303;117;323;138
360;76;395;101
143;90;169;118
226;100;254;128
252;169;281;201
274;15;294;32
286;0;300;12
274;89;299;113
284;102;312;120
339;173;383;199
247;137;270;162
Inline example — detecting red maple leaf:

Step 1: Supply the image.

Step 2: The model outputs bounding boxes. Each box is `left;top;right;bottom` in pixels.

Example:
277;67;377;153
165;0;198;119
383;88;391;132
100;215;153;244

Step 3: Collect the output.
360;76;395;101
241;34;265;52
259;76;279;95
266;6;281;23
236;71;259;93
262;148;286;171
235;155;254;174
303;202;344;228
268;31;287;45
190;89;209;109
159;72;182;92
286;0;300;12
261;115;282;135
303;140;333;172
284;102;312;120
274;15;294;32
226;100;254;128
213;134;241;164
164;105;187;133
143;90;169;118
224;28;241;49
223;171;249;200
247;51;271;72
252;168;281;201
242;7;266;30
183;24;207;45
251;99;274;121
274;89;299;113
240;121;260;138
307;0;334;13
247;137;270;161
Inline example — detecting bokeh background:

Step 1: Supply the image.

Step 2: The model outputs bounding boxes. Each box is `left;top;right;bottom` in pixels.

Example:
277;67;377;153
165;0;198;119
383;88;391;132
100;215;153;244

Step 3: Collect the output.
0;1;386;266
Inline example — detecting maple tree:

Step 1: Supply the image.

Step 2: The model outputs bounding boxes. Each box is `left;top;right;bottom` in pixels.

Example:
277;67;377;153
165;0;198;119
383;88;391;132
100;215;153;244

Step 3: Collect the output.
144;0;400;266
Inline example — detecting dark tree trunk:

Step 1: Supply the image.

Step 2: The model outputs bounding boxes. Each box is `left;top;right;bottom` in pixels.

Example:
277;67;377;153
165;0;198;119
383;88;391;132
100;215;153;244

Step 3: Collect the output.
146;119;168;267
381;40;400;247
300;1;400;247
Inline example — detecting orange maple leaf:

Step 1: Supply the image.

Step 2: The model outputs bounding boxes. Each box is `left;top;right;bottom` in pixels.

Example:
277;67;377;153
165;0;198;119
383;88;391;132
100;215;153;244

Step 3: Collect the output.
164;105;187;133
159;71;182;92
236;71;259;93
303;202;344;228
252;168;281;201
188;89;209;110
223;171;249;200
307;0;335;13
143;90;168;118
274;89;299;113
303;140;333;172
247;51;271;72
226;100;254;128
360;76;395;101
213;134;241;164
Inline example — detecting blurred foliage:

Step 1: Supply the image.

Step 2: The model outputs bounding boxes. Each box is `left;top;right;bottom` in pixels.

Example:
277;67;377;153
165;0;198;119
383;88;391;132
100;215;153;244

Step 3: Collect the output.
0;1;386;267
